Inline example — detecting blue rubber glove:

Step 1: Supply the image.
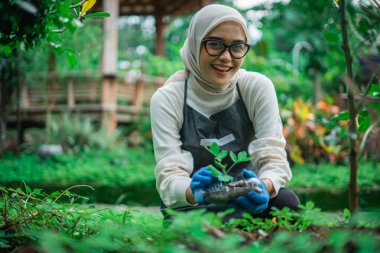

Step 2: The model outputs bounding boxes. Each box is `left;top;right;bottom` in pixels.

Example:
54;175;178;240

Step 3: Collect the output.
234;169;270;214
190;167;220;204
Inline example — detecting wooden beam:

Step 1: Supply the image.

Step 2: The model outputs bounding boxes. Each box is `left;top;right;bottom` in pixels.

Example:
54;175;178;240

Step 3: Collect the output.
154;10;166;56
102;0;119;75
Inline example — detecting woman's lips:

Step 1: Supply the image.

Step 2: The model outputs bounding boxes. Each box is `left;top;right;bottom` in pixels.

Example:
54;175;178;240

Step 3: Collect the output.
212;64;232;75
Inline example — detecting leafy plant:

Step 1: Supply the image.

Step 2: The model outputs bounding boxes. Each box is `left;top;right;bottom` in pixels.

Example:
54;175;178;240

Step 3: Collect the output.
204;142;252;182
45;113;125;153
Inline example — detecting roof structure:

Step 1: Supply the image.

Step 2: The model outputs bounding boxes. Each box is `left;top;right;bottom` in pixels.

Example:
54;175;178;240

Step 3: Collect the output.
94;0;214;16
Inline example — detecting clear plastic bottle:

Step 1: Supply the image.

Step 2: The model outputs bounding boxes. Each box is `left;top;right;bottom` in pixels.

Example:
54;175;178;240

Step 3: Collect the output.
194;177;262;205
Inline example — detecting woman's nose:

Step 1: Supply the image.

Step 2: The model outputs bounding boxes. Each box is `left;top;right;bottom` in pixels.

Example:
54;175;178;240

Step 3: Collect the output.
219;48;232;61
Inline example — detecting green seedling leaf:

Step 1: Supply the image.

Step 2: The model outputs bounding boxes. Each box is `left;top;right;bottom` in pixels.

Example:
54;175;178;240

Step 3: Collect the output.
210;142;220;155
215;150;228;160
237;151;248;161
229;151;237;163
207;165;221;177
218;174;234;182
85;12;111;18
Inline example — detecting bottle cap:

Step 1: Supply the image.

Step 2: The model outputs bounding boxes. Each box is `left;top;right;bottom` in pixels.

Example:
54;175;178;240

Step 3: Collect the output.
194;188;205;204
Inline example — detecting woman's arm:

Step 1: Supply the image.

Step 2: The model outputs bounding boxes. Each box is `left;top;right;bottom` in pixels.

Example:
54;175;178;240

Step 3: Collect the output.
242;73;292;198
150;86;195;208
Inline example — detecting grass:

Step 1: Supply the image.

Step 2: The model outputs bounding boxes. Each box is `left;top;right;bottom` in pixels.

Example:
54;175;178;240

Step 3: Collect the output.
0;148;156;188
288;162;380;190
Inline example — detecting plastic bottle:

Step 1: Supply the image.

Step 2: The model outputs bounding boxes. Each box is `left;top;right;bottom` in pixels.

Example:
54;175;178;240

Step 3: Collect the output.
194;177;262;205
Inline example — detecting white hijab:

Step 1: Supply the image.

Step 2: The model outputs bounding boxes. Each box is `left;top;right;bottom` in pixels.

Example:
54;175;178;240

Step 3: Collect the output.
179;4;250;93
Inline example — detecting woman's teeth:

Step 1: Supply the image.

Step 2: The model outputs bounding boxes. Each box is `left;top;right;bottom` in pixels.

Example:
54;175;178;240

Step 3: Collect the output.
213;65;230;71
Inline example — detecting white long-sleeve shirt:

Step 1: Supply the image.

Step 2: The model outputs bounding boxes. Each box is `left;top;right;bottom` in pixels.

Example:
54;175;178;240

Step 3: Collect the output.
150;69;291;208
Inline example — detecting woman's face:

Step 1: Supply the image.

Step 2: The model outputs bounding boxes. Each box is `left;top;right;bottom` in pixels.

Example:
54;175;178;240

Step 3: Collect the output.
199;21;247;87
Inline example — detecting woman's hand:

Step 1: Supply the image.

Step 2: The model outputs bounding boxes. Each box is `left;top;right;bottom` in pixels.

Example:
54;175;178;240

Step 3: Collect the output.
187;167;219;204
233;169;270;214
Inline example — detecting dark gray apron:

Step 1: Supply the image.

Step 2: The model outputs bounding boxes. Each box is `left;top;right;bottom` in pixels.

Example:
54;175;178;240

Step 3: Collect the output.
161;79;256;216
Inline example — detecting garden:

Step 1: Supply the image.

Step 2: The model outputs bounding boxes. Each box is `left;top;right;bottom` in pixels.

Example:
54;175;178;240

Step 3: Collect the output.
1;0;380;252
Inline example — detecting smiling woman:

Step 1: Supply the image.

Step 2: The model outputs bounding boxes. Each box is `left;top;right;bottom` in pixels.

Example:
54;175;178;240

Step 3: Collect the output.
150;4;300;221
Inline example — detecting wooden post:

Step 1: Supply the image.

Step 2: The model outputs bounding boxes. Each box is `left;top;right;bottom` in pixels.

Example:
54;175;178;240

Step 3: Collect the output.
133;77;146;116
67;79;75;108
101;0;119;134
155;9;166;56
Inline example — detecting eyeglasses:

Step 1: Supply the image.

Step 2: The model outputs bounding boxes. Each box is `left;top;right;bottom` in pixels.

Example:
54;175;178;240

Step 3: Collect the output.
202;39;250;59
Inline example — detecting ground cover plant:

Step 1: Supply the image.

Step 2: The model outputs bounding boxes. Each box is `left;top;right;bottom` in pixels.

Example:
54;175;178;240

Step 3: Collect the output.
0;186;379;252
0;148;157;205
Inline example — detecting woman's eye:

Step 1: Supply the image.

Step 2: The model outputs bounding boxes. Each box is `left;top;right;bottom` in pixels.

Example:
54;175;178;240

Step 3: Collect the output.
208;41;223;49
231;44;244;52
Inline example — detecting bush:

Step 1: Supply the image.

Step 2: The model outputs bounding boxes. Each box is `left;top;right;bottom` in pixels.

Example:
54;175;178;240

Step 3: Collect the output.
1;186;379;252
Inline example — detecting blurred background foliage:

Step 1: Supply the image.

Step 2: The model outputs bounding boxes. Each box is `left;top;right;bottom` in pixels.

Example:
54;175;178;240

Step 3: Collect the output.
1;0;380;189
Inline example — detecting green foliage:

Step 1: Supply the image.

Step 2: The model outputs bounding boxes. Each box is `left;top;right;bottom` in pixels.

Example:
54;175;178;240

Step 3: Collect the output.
0;148;156;189
205;142;252;182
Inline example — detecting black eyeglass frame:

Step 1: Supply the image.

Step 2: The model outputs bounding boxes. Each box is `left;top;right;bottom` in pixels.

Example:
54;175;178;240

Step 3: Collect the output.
201;39;250;59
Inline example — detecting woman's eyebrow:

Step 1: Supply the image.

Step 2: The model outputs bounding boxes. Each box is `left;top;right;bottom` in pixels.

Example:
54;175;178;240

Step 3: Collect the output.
204;36;245;43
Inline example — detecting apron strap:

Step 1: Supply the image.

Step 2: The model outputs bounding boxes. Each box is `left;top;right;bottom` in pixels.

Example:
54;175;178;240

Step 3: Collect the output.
236;83;251;122
183;79;188;121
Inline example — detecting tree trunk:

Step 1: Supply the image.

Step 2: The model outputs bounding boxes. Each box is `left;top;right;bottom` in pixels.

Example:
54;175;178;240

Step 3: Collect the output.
0;53;18;154
339;0;359;212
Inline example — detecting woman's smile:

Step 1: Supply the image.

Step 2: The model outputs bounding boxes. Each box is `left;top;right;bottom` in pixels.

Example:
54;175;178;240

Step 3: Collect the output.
199;21;247;87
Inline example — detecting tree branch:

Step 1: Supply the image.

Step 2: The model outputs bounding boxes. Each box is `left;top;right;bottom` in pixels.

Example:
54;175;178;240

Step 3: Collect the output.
70;0;90;9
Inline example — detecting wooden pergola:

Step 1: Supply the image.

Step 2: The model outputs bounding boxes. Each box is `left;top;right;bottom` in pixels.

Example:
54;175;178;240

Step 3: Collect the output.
9;0;214;140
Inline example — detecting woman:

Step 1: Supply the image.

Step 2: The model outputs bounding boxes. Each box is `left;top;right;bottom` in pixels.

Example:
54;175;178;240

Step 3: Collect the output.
150;4;300;219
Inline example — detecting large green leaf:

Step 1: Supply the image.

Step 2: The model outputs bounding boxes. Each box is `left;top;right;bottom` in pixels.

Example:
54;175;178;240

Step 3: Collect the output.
358;110;370;133
85;12;111;18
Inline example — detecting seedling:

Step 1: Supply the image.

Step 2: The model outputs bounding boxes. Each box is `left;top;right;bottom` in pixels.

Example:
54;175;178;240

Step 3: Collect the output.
204;142;252;182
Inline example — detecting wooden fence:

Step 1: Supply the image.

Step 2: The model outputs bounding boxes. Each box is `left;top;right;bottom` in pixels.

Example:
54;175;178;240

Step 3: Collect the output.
8;72;165;135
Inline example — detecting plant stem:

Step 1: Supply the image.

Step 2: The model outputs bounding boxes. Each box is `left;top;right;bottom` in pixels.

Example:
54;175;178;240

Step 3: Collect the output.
339;0;359;212
225;162;238;175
